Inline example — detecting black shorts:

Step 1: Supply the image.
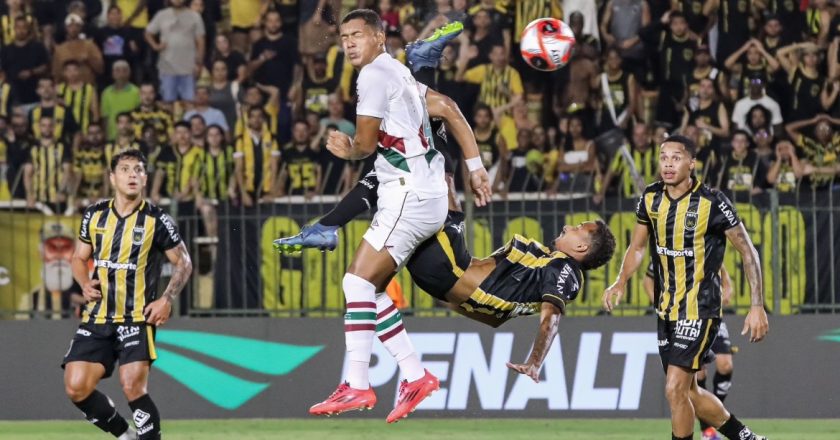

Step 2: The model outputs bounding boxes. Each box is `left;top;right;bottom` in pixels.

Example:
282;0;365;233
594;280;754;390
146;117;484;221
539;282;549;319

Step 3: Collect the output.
702;321;733;364
61;323;158;378
405;212;471;301
657;317;719;373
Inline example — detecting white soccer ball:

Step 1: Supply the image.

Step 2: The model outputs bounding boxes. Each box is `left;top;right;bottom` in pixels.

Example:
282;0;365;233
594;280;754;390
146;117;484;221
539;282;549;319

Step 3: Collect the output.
519;18;576;72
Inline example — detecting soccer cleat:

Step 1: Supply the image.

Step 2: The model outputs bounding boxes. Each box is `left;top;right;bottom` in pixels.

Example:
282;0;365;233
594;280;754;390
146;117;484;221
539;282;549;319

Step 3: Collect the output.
273;223;338;253
309;382;377;416
702;427;721;440
385;369;440;423
406;21;464;71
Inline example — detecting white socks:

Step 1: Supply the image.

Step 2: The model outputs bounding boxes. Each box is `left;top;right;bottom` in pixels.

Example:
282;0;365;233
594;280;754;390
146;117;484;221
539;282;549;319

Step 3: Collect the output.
376;291;424;382
343;273;377;389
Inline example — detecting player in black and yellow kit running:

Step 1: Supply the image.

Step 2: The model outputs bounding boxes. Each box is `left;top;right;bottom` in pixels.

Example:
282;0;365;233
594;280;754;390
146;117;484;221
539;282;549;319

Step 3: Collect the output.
604;135;769;440
63;149;193;440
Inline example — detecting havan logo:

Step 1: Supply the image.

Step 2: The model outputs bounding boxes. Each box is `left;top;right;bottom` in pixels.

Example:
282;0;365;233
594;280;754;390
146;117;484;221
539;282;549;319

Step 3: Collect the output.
154;330;322;410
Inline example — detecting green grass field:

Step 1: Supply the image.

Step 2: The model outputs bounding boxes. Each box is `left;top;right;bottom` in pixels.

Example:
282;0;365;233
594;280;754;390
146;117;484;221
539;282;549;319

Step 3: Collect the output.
2;419;838;439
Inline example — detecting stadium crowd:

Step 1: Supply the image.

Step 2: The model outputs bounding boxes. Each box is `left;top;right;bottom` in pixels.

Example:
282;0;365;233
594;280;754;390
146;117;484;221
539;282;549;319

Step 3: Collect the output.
1;0;840;222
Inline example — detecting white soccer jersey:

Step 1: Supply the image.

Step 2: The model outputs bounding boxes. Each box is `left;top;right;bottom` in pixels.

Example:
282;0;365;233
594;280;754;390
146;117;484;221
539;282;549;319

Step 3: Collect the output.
356;53;447;199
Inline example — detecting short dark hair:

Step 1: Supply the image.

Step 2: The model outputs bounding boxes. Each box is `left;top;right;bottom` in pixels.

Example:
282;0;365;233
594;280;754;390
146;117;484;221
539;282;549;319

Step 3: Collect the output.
661;134;697;158
173;121;191;131
669;11;686;22
341;9;384;32
579;220;616;271
107;4;122;14
110;148;147;172
116;111;133;122
248;106;265;118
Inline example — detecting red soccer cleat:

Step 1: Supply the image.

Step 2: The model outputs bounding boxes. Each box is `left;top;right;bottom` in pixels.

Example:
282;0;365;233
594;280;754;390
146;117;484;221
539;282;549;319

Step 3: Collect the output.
309;382;377;416
385;369;440;423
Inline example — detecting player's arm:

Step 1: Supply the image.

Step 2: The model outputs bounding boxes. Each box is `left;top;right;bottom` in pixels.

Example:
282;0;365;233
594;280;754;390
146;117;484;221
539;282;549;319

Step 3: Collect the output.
145;241;192;326
724;223;768;342
425;87;492;206
603;223;649;312
720;265;733;306
506;302;562;383
73;209;101;302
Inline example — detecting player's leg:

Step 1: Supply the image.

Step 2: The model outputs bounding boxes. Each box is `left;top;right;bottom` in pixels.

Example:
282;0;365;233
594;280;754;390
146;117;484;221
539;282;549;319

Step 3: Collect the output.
119;362;159;440
665;365;698;439
713;354;734;403
65;362;136;439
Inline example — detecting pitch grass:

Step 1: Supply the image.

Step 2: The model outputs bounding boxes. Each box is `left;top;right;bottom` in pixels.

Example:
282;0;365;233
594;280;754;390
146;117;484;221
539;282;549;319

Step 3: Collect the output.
2;419;839;439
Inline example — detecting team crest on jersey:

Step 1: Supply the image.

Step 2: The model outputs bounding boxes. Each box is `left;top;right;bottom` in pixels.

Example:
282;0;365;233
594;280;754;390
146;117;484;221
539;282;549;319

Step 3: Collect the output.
132;227;145;245
684;211;698;230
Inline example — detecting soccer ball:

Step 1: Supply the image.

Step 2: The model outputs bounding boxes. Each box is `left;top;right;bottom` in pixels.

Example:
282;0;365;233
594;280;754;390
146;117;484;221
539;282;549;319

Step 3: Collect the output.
519;18;576;72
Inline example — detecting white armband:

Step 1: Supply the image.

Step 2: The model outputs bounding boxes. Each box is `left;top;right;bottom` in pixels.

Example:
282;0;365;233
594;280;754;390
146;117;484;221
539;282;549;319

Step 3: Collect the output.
465;156;484;172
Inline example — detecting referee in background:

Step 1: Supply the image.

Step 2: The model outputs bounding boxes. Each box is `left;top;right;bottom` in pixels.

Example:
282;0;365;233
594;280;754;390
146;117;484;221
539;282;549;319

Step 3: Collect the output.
62;149;192;440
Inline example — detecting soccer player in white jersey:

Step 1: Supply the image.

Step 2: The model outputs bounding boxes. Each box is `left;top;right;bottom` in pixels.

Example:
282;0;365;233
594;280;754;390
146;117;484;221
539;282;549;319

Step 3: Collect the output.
309;9;492;423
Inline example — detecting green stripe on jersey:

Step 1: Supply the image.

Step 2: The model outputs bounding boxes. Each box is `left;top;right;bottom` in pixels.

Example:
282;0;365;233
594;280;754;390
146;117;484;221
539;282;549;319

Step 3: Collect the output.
377;147;410;172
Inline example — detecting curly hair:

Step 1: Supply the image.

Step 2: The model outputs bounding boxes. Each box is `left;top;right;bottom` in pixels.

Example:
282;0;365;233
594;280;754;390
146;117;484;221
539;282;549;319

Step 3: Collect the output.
579;220;617;271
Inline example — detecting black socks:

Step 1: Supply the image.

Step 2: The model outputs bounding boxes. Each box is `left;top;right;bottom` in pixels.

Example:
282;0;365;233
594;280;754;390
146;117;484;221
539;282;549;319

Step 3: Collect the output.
73;390;130;437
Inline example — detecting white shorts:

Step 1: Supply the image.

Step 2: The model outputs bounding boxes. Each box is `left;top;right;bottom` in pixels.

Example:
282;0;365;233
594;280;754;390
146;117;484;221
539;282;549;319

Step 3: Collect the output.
363;183;448;270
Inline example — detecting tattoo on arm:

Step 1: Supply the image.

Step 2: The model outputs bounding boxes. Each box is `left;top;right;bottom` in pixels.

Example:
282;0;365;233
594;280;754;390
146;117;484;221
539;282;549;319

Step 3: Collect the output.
528;303;562;365
728;226;763;306
163;243;193;302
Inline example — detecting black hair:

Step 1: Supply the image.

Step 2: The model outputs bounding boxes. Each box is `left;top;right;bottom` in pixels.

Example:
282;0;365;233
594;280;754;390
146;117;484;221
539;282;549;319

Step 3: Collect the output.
341;9;384;32
173;121;191;130
661;134;697;158
669;11;686;21
579;220;616;271
747;104;772;134
110;148;147;172
116;111;133;122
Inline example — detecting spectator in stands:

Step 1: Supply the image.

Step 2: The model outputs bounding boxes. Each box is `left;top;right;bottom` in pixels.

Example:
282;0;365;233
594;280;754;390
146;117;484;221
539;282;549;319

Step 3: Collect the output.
687;44;728;107
100;60;140;140
1;16;49;106
23;116;73;208
786;114;840;189
598;47;640;130
208;60;239;134
52;14;104;85
145;0;205;104
681;123;720;185
777;42;831;122
58;61;99;136
140;124;163;181
559;11;600;115
30;77;81;150
105;112;146;168
724;39;779;100
1;0;37;48
236;83;281;138
233;106;280;206
312;123;349;195
682;77;730;155
320;93;355;137
0;70;14;118
72;121;107;204
718;129;766;195
594;122;657;204
731;77;783;135
766;138;807;193
196;124;234;244
805;0;833;47
184;85;229;133
745;104;774;137
249;10;300;102
464;9;503;69
704;0;752;64
466;0;512;52
472;103;507;191
4;112;32;200
188;114;207;148
656;11;695;126
211;33;247;83
229;0;263;53
132;82;173;146
554;114;598;193
600;0;650;84
95;5;142;87
115;0;149;39
190;0;221;67
152;121;203;204
296;53;338;118
671;0;708;40
279;120;321;198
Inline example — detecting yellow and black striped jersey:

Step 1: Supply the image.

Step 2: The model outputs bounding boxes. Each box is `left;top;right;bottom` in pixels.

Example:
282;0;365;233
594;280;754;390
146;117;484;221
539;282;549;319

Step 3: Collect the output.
73;146;107;199
26;141;71;203
200;146;234;200
29;104;79;141
132;106;173;145
155;145;204;197
58;83;96;134
234;129;280;195
0;80;12;117
462;234;584;319
78;199;182;324
609;145;659;198
0;13;36;46
636;180;741;321
281;144;319;193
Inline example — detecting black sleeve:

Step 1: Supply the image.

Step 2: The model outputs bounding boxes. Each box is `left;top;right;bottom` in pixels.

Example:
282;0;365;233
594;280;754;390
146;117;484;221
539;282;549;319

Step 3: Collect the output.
153;211;183;251
63;111;80;136
61;143;72;164
78;204;96;243
540;260;582;310
635;192;650;224
645;262;655;278
708;191;741;233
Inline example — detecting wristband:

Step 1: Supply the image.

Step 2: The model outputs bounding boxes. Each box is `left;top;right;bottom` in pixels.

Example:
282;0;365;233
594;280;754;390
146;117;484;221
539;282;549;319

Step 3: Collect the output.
465;156;484;172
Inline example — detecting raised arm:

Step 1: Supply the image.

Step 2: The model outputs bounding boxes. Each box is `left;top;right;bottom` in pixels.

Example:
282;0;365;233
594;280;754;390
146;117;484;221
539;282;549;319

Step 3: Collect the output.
724;40;752;70
724;223;768;342
506;302;562;383
603;222;650;311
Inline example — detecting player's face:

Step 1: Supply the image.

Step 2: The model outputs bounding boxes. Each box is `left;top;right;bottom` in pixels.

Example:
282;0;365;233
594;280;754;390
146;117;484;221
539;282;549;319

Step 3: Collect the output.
554;222;599;254
341;19;385;68
659;142;695;185
110;158;147;197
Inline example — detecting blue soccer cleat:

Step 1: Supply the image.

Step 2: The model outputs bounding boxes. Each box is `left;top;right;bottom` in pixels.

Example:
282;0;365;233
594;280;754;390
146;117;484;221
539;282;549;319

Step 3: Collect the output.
273;223;338;253
406;21;464;72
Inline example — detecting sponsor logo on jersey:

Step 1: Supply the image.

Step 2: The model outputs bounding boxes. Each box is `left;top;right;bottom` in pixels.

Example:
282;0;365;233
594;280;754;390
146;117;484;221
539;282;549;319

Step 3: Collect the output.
94;259;138;271
159;213;180;243
132;227;145;245
656;246;695;258
684;211;698;230
718;201;738;226
117;325;141;342
675;319;703;341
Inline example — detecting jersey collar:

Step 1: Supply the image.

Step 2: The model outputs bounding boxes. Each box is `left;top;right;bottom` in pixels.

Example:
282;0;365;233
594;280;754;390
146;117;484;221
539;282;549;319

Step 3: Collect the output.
109;198;146;219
